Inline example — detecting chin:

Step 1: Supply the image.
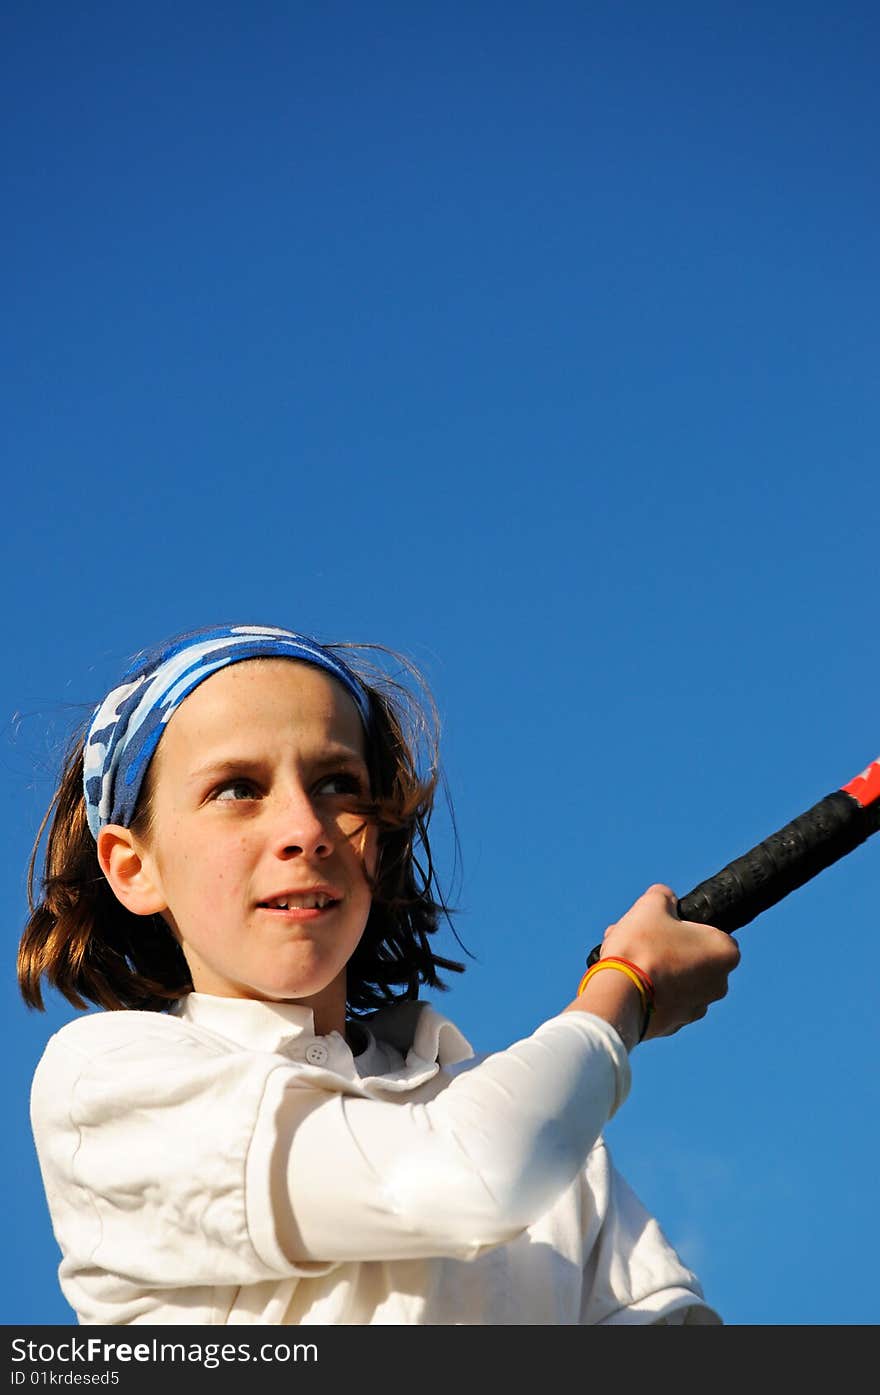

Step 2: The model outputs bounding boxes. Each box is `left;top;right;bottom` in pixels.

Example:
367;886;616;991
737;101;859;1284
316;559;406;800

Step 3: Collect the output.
245;985;312;1003
254;977;337;1004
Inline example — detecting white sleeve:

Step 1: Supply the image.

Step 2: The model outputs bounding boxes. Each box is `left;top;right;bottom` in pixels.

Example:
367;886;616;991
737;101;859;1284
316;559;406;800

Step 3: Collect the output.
250;1012;631;1267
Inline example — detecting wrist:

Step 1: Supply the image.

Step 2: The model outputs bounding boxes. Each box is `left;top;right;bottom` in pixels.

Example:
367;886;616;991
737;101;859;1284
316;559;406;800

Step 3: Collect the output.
564;973;644;1052
565;955;656;1050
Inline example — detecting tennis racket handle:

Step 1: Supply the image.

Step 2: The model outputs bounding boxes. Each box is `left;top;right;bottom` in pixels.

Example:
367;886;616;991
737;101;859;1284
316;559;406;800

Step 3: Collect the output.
584;789;880;969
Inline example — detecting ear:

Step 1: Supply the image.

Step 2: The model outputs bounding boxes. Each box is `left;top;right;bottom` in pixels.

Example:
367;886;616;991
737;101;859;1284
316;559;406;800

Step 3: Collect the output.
96;825;168;917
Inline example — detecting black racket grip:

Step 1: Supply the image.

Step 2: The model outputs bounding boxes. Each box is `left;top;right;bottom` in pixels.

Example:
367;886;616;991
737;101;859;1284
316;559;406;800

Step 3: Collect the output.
585;789;880;969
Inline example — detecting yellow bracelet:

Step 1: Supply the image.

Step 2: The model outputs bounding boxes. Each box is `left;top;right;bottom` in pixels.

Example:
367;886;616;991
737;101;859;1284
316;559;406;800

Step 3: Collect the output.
577;960;648;1014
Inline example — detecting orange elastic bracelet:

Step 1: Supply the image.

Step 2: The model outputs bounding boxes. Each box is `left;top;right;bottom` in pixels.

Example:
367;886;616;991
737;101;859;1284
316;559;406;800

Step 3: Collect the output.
593;956;655;1002
577;957;655;1042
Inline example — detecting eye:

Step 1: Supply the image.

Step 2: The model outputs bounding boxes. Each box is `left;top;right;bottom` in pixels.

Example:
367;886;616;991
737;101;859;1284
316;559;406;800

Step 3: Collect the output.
316;771;367;797
213;778;260;802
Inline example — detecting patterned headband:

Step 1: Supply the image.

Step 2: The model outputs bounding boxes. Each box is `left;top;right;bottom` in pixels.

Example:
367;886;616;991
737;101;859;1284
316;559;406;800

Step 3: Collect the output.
83;624;372;839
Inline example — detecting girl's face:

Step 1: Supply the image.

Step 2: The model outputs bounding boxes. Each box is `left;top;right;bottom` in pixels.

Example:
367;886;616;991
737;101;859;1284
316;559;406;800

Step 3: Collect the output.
130;659;378;1033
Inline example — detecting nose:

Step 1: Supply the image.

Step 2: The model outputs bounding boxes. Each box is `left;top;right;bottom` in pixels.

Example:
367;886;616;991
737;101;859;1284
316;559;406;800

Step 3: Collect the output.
272;785;334;860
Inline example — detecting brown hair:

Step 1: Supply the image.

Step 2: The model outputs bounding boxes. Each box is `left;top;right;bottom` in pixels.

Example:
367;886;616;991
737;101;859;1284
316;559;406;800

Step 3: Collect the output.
17;643;467;1016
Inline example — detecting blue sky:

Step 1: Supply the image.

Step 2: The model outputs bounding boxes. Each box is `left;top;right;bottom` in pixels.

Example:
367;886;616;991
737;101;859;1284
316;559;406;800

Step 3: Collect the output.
3;0;879;1326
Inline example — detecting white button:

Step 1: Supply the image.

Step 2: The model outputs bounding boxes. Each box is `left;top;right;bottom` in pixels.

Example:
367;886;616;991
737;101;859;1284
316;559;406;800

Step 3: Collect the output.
305;1042;329;1066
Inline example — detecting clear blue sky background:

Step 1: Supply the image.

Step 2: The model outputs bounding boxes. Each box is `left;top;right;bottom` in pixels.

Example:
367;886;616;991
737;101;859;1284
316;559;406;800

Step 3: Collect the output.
4;1;879;1327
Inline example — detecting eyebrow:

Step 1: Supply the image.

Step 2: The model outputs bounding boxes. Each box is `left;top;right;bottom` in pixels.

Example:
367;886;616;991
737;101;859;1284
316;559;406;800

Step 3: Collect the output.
187;747;369;783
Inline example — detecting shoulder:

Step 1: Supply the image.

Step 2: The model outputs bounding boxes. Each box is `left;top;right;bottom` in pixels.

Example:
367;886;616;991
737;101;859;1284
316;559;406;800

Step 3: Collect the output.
30;1008;237;1117
29;1006;296;1149
36;1007;218;1068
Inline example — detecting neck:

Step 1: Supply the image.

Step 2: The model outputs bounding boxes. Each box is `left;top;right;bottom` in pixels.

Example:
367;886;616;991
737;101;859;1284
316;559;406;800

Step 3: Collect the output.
296;973;347;1038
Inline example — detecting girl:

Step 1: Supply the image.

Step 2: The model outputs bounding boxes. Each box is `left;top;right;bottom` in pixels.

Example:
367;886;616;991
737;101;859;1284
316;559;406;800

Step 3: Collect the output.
20;622;739;1326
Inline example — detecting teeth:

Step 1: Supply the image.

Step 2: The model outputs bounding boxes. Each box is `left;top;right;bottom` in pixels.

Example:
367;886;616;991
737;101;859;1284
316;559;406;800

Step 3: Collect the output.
267;894;333;910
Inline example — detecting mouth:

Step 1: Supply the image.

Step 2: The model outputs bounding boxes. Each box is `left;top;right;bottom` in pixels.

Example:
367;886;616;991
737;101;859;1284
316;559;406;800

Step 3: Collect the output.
257;890;341;915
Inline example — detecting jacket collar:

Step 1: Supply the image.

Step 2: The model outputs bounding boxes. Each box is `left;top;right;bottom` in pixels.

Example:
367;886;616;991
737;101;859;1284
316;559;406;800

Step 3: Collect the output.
173;993;474;1093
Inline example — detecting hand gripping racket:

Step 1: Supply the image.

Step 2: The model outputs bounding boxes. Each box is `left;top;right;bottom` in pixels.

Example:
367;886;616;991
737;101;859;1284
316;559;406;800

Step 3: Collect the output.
585;756;880;968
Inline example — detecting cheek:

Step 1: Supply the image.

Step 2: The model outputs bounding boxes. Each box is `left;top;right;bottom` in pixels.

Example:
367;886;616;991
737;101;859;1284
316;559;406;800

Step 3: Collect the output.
158;827;249;907
363;826;380;882
338;815;379;876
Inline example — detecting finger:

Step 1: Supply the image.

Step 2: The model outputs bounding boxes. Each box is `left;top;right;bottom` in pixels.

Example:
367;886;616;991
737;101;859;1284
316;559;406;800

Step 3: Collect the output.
642;883;679;914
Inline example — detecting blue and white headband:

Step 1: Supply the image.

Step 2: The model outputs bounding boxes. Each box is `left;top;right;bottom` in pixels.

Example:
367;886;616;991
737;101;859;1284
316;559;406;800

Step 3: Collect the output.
83;624;372;839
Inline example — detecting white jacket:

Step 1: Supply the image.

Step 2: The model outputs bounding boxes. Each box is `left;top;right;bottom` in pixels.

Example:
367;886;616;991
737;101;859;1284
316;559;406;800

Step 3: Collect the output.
30;993;719;1325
